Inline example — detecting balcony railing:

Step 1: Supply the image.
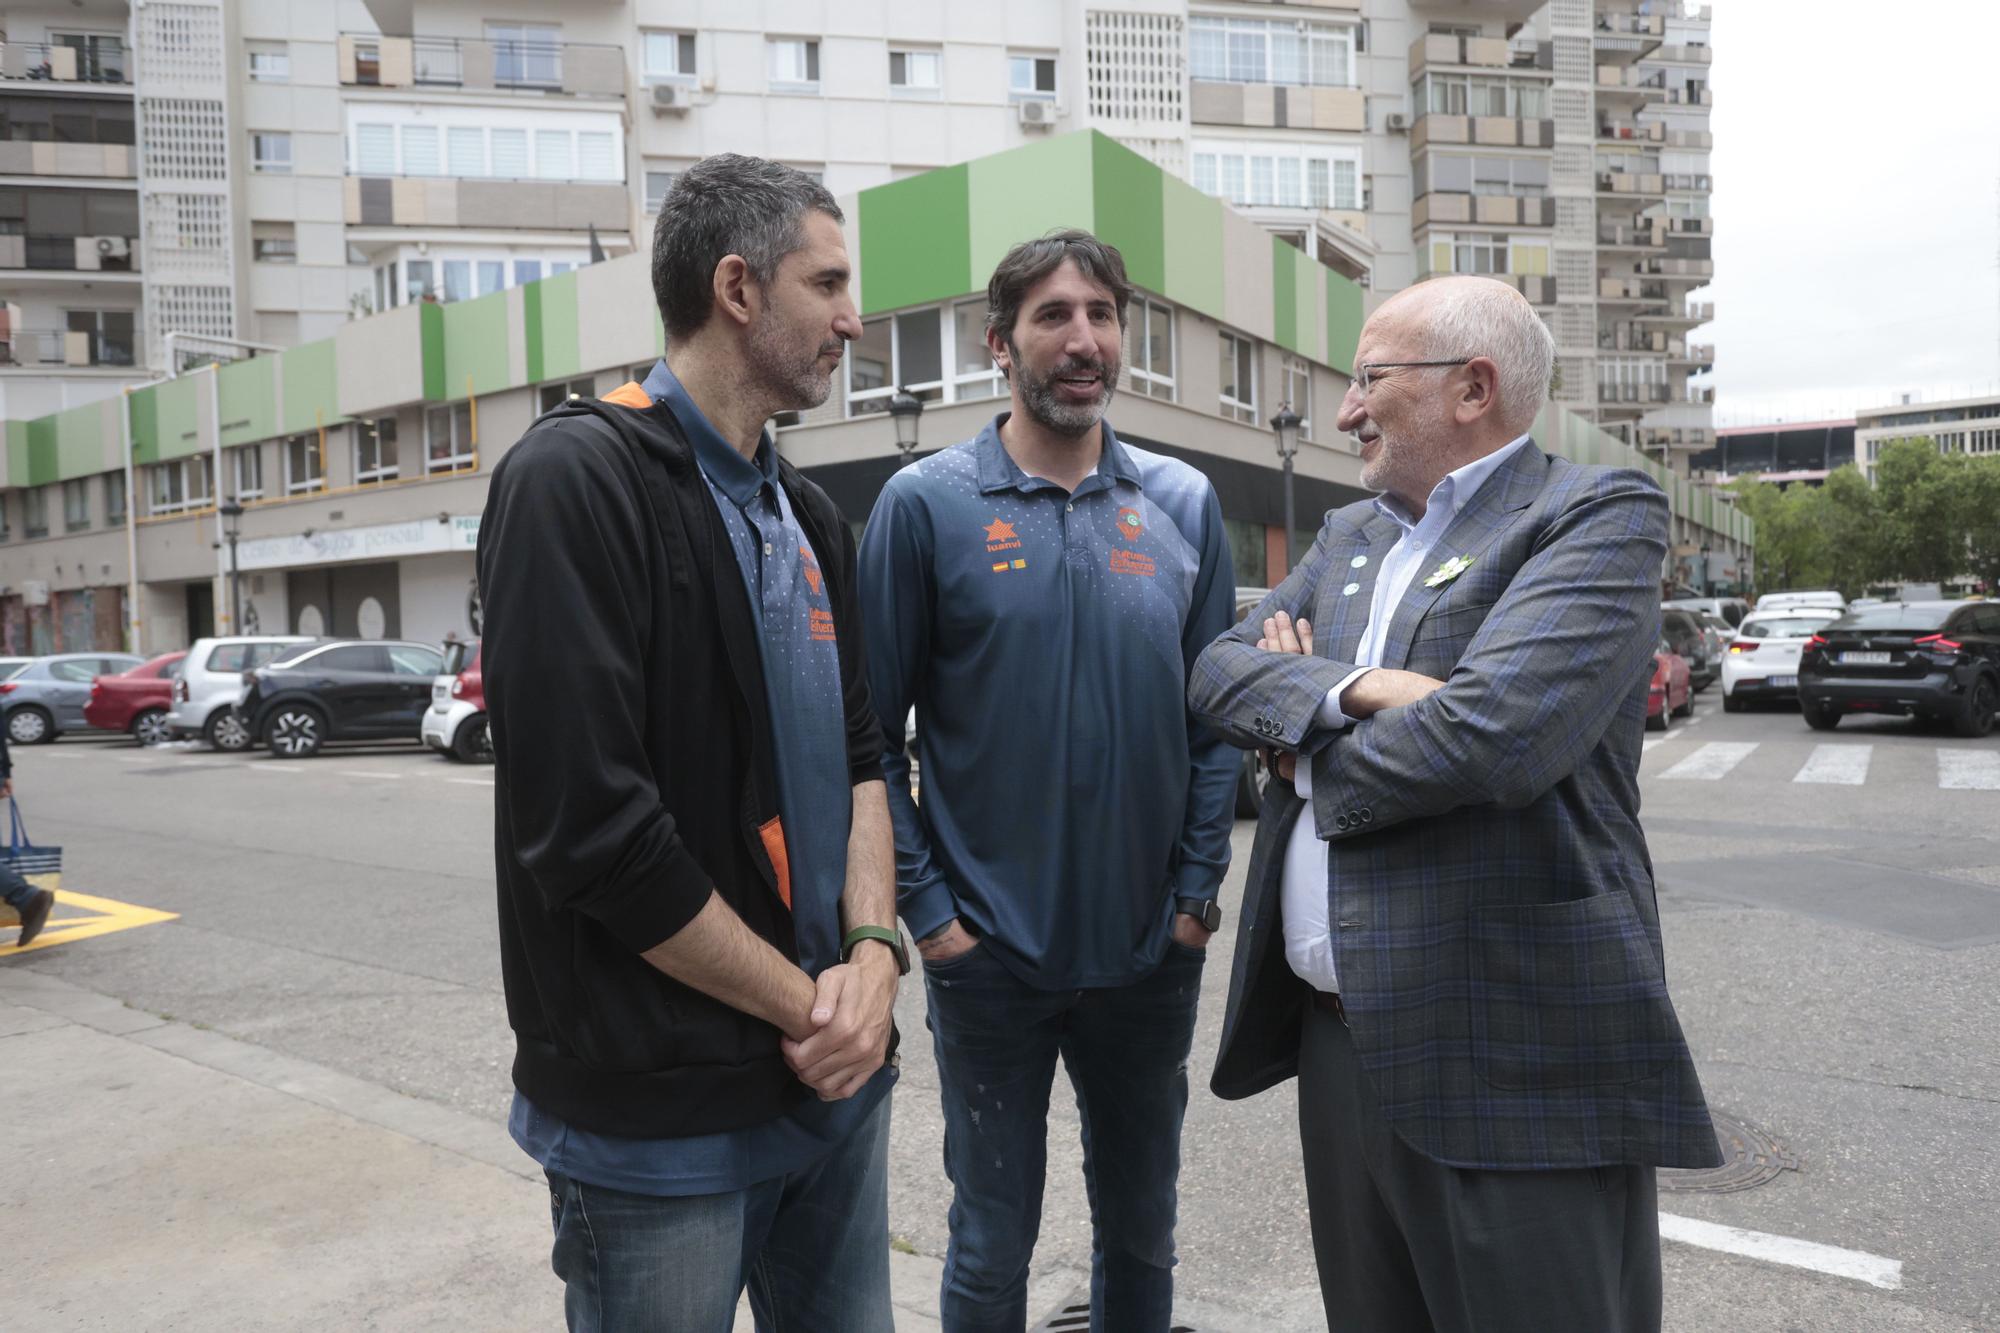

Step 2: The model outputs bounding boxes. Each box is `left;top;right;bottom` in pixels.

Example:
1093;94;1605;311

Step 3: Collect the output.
1409;32;1519;76
1412;114;1555;150
1596;67;1668;95
1600;329;1686;357
1596;171;1666;197
1656;43;1713;64
344;175;627;232
1596;13;1667;37
1190;81;1364;133
0;40;129;85
0;328;136;368
1597;121;1664;143
338;34;624;99
1664;172;1712;192
1598;221;1666;248
0;141;137;179
1413;192;1555;228
1597;382;1674;406
1646;257;1714;279
1662;86;1713;107
0;233;141;273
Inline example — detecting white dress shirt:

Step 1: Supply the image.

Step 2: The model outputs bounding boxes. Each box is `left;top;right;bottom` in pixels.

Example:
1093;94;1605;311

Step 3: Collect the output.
1282;434;1534;993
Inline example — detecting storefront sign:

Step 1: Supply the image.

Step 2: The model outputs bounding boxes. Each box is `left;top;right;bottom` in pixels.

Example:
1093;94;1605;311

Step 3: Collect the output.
235;515;480;573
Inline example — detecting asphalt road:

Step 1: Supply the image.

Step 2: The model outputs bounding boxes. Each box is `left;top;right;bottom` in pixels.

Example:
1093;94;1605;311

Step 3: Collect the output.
5;686;1997;1331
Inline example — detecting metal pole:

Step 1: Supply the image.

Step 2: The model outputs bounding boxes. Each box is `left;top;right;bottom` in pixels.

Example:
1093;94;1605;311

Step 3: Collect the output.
120;385;140;653
227;531;241;631
1281;452;1296;579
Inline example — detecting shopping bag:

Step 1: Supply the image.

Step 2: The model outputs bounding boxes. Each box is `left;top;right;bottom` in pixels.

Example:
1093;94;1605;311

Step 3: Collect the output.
0;798;60;927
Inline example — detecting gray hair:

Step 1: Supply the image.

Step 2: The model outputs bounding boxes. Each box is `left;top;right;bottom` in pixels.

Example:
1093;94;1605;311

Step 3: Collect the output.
1419;278;1555;434
651;154;843;341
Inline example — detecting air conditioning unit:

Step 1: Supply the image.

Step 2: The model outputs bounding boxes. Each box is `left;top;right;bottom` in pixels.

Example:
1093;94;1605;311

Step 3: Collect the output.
1017;99;1057;129
1384;112;1408;133
650;82;691;115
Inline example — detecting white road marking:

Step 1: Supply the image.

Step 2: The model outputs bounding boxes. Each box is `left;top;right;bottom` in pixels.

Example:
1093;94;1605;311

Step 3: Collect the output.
448;777;495;787
256;764;306;774
1642;737;1669;752
36;752;81;760
1657;1212;1902;1290
338;769;406;780
1937;749;2000;791
1659;742;1758;781
1793;744;1872;786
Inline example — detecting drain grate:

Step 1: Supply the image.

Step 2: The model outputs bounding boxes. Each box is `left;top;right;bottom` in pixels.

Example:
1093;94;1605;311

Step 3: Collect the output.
1032;1287;1195;1333
1658;1110;1801;1194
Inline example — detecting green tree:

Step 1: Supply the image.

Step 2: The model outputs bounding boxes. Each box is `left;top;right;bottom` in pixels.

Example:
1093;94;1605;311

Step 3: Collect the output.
1873;438;1968;585
1957;454;2000;596
1816;464;1885;597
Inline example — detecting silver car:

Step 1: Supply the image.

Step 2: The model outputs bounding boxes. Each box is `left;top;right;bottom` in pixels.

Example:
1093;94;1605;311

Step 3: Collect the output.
166;635;316;750
2;652;147;744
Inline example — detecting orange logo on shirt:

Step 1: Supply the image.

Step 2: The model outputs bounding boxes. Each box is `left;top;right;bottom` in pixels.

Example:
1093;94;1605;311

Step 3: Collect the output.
799;546;822;597
1115;507;1145;542
985;518;1021;554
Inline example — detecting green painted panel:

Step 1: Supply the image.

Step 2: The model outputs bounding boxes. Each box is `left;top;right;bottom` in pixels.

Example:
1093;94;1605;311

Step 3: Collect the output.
1158;171;1225;322
522;280;544;386
420;302;446;401
52;402;104;479
966;134;1096;293
1089;135;1164;294
150;375;205;462
859;163;972;316
217;357;277;450
1296;263;1320;362
653;308;666;358
128;385;158;465
4;421;26;488
539;270;581;381
281;338;342;434
443;291;512;397
1270;238;1299;354
1324;272;1364;374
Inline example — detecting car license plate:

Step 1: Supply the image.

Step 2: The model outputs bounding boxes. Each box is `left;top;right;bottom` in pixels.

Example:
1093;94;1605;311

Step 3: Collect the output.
1841;651;1891;666
1767;675;1798;688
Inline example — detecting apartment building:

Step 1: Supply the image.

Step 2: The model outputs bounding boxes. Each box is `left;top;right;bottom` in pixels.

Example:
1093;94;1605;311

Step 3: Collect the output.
1854;393;2000;485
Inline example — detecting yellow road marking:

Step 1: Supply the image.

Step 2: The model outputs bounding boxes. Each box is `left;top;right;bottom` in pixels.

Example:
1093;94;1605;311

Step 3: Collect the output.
1;889;178;957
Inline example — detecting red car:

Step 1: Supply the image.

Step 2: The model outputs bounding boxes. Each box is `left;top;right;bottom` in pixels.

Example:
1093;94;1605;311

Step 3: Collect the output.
1647;639;1693;731
84;651;188;746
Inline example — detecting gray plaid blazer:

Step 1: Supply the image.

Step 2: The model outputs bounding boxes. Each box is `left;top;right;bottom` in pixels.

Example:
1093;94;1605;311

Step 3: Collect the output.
1190;442;1721;1171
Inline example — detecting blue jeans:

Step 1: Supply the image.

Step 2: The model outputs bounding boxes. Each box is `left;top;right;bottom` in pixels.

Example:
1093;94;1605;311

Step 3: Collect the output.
544;1095;893;1332
0;858;35;909
924;939;1205;1333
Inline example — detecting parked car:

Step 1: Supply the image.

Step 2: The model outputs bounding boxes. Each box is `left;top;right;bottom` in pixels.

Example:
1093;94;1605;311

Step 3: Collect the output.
1646;639;1693;731
1798;601;2000;736
238;639;446;759
167;635;316;751
0;656;34;680
1660;608;1717;689
421;639;490;763
0;653;146;743
1720;609;1843;711
1755;590;1847;614
83;652;188;745
1664;596;1750;629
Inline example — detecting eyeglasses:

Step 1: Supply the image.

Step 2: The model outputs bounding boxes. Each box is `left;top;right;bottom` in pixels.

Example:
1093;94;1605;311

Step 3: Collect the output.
1349;359;1475;396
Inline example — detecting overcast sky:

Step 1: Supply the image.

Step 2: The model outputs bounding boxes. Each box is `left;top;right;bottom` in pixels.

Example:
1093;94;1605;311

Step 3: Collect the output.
1705;0;2000;423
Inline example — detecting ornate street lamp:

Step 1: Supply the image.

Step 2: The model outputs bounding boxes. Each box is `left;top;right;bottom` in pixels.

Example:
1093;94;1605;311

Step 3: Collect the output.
1270;403;1303;575
219;499;245;633
887;388;924;467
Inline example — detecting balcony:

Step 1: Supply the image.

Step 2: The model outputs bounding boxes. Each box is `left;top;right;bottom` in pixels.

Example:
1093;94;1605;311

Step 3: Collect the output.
1684;342;1715;367
1411;114;1554;150
0;327;136;369
1191;82;1364;133
1597;12;1668;38
1409;33;1519;77
1661;86;1713;107
1646;256;1713;280
337;34;625;100
1412;192;1554;228
1598;220;1666;249
343;175;628;231
0;233;140;274
0;141;135;180
1601;328;1687;357
1656;44;1713;65
1488;273;1555;304
1664;172;1712;192
1597;120;1664;144
1597;382;1673;407
1638;426;1715;453
1595;170;1666;199
0;40;129;86
1595;67;1667;102
1668;216;1713;237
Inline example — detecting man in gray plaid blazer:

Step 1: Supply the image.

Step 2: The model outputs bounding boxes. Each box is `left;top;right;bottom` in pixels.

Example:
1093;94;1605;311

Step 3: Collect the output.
1189;276;1719;1333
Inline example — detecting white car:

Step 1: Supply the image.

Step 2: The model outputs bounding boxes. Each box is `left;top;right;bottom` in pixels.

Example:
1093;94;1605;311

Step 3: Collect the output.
1755;590;1846;614
420;639;489;762
167;635;315;750
1721;610;1843;711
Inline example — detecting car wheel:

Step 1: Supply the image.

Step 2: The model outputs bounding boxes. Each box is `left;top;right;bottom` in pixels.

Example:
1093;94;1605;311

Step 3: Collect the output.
1673;692;1694;719
6;705;53;745
1234;748;1270;818
204;709;254;752
1952;674;1998;739
130;707;172;747
1645;707;1667;732
1722;691;1743;714
264;705;326;759
1803;702;1841;731
451;714;494;765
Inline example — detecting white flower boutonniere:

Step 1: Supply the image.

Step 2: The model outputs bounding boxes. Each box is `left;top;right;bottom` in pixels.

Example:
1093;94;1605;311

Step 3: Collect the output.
1423;554;1474;589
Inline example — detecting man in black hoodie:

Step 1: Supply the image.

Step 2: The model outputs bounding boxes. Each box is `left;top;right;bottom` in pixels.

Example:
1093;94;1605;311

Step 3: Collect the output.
478;155;903;1332
0;727;54;946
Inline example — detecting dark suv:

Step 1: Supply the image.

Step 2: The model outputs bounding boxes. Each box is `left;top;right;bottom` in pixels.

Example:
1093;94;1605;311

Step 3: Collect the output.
1797;601;2000;736
237;639;446;758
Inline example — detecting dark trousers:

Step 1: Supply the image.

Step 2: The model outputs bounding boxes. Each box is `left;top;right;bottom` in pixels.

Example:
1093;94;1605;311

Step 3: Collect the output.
0;858;35;909
1298;1000;1662;1333
923;940;1206;1333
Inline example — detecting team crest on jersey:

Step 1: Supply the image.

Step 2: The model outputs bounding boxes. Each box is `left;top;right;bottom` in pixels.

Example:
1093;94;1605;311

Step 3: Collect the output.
1115;507;1145;542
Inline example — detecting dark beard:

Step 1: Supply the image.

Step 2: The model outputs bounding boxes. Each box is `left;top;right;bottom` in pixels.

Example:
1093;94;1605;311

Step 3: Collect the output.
1010;343;1119;437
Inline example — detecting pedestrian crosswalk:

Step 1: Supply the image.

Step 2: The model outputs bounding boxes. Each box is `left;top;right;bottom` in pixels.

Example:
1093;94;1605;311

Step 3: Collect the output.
1646;740;2000;791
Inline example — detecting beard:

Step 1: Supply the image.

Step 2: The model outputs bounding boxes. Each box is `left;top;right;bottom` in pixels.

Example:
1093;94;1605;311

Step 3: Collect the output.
749;318;843;411
1356;418;1449;500
1010;343;1120;437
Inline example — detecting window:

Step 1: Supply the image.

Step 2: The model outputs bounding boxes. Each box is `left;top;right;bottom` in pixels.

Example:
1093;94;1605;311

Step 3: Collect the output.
846;308;943;417
1417;73;1547;119
62;479;91;531
355;123;395;175
353;41;381;86
146;457;211;516
1281;357;1313;440
64;309;135;366
645;169;679;213
285;434;324;495
354;418;399;484
246;41;289;83
513;258;543;285
577;132;614;181
0;495;10;541
252;223;296;264
477;260;505;296
951;300;1003;402
425;403;476;473
538;378;597;413
489;22;561;87
1127;296;1176;401
317;645;389;672
105;470;126;524
1188;17;1355;87
448;126;485;177
1424;232;1549;278
229;445;263;501
1192;142;1361;210
388;645;444;677
1422;154;1549;198
534;130;571;180
1219;330;1257;424
769;39;820;89
443;260;472;303
250;131;291;175
890;49;942;92
23;488;49;538
1010;54;1057;97
401;125;440;177
643;31;696;82
489;128;527;178
405;259;434;302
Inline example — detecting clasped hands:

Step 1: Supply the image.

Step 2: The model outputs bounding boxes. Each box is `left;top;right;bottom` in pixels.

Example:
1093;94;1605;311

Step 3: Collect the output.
1257;610;1445;782
781;942;899;1103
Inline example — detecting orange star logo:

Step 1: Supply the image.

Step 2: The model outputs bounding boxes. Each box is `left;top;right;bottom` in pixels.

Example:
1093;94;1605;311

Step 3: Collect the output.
984;519;1017;543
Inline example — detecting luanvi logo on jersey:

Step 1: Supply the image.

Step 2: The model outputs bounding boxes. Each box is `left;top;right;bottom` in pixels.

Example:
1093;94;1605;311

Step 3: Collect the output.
1115;507;1145;543
984;519;1021;554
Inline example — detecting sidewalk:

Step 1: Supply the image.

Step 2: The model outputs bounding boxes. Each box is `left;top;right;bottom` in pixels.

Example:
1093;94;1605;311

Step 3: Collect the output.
0;967;948;1331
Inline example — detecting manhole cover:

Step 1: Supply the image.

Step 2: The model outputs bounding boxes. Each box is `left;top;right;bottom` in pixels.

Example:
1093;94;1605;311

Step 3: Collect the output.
1032;1287;1195;1333
1658;1109;1801;1194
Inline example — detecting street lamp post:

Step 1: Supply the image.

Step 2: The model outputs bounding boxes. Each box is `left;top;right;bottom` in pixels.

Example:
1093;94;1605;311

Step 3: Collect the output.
1699;543;1712;597
219;500;244;633
1270;403;1302;576
887;388;924;468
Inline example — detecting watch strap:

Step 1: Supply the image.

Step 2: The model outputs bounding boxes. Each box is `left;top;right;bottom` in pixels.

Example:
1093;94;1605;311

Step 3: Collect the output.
1175;896;1221;932
841;924;910;975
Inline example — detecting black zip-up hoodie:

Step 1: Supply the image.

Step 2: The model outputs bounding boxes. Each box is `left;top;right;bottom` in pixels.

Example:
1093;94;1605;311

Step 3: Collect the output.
476;384;884;1139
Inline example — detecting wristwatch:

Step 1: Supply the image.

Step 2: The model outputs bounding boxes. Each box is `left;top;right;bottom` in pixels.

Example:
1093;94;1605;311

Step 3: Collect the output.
841;924;911;975
1175;897;1222;932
